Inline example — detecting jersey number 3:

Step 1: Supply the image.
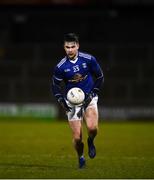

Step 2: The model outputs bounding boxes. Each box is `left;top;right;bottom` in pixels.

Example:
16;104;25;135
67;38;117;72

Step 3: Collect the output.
73;65;80;72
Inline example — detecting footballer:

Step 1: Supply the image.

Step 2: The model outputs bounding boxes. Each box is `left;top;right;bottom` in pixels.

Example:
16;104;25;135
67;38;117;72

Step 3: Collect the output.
52;33;104;168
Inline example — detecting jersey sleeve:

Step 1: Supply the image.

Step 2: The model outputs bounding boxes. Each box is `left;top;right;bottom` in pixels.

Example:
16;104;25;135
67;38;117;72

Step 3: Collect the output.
53;66;63;82
88;56;104;94
51;66;64;100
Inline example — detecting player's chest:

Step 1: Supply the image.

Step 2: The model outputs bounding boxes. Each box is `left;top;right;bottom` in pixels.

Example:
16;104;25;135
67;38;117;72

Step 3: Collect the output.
63;61;88;78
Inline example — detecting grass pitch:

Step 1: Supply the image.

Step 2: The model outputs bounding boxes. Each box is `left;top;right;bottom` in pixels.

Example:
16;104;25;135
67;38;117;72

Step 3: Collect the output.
0;119;154;179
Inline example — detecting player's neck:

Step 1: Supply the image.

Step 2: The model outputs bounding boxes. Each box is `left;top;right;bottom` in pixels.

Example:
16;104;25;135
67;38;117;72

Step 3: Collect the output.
68;52;78;61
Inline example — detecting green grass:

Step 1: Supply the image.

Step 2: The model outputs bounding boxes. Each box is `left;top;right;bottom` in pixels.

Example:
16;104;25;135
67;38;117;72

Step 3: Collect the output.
0;119;154;178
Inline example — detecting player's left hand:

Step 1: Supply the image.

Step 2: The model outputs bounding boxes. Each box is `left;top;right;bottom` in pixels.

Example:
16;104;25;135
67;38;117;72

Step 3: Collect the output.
76;92;93;118
83;94;92;110
77;91;95;118
82;92;94;110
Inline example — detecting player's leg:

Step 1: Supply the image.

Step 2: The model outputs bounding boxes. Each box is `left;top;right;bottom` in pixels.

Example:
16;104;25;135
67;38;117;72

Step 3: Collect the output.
69;120;85;168
84;96;98;158
67;104;85;168
85;106;98;140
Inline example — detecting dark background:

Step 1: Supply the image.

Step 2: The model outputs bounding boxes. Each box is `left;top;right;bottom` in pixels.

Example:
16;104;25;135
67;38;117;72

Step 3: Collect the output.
0;0;154;108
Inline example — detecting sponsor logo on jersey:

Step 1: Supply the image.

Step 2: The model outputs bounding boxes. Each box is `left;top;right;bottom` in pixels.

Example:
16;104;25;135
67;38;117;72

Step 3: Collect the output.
68;73;87;83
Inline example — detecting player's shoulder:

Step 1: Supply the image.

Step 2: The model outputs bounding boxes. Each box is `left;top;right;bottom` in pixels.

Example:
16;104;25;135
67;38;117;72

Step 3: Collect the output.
78;51;95;60
56;56;67;68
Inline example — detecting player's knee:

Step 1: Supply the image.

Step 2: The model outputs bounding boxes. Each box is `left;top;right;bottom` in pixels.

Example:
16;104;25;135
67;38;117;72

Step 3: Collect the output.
73;136;82;144
87;123;98;131
88;127;98;135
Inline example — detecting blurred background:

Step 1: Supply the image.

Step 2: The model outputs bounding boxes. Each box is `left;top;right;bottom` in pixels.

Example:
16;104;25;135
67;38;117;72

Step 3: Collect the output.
0;0;154;120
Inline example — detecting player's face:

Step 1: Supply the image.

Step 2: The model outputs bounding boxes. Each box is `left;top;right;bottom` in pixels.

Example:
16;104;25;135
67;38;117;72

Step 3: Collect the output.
64;42;79;60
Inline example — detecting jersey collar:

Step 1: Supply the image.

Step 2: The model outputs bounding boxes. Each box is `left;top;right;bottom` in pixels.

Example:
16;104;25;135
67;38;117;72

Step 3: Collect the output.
69;57;78;64
67;52;79;64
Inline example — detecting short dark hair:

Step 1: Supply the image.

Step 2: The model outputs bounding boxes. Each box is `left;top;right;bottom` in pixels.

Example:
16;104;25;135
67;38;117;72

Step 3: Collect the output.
63;33;79;43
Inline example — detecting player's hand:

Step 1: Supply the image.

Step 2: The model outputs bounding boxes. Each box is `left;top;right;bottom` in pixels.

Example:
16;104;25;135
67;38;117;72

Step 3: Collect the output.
77;92;93;117
82;92;94;110
77;92;95;118
58;97;72;112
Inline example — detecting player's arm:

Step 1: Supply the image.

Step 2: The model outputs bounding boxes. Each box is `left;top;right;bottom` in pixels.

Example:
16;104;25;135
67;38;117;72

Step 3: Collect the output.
51;67;71;112
89;56;104;95
83;57;104;110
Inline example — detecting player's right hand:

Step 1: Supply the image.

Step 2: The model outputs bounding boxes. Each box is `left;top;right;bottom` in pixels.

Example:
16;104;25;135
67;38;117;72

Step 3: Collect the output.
58;97;72;112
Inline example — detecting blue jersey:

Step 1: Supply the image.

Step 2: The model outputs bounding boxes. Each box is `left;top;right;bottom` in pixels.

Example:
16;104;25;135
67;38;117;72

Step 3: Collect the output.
52;51;104;100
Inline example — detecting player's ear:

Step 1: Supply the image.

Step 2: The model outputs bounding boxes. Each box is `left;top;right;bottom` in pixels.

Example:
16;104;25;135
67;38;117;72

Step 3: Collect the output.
77;43;79;49
63;42;66;49
63;43;67;51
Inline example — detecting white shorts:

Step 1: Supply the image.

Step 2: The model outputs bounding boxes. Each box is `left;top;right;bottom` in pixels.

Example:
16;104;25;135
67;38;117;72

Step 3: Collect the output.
66;96;98;121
